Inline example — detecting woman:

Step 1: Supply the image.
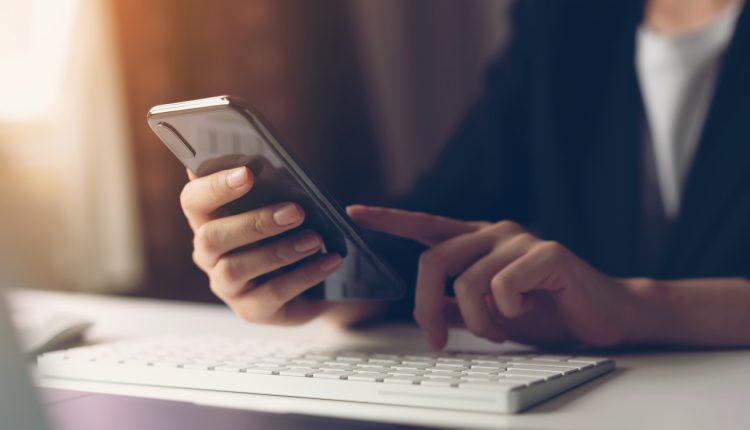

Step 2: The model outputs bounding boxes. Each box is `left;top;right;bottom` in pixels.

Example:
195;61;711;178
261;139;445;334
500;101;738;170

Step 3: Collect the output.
180;0;750;349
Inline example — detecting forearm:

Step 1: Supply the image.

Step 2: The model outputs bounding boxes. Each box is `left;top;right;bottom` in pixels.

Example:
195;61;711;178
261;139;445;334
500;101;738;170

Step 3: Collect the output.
624;277;750;347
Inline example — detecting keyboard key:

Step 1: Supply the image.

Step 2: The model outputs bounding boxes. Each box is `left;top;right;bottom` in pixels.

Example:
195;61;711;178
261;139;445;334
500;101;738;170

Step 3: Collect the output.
313;370;353;380
119;359;152;366
152;361;182;368
221;360;251;367
187;358;218;365
434;363;467;370
510;360;582;369
349;373;385;382
404;355;436;362
436;358;469;364
460;374;500;382
383;376;421;385
424;370;462;378
529;355;572;362
335;356;365;363
212;364;246;372
511;364;577;374
421;379;460;388
355;364;388;371
323;362;356;369
286;364;320;370
505;369;562;380
354;370;387;376
388;369;426;377
319;366;356;372
279;368;315;377
393;363;431;370
464;368;497;375
336;352;369;358
244;366;282;375
181;363;213;370
471;364;506;371
371;354;400;360
368;358;398;364
471;359;510;365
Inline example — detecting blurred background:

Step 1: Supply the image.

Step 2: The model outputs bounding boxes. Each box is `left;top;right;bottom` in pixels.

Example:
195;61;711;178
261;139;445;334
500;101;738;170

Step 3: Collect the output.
0;0;510;302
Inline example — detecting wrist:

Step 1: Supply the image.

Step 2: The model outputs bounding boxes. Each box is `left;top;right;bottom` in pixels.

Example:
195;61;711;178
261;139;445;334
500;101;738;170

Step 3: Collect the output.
618;277;672;345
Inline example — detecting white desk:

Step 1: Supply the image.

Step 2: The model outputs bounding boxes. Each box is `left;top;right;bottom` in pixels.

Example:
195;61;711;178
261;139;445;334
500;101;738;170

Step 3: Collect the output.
12;289;750;430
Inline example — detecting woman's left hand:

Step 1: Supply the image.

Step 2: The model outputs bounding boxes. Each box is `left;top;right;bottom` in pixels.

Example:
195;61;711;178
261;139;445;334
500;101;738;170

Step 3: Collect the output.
347;205;640;349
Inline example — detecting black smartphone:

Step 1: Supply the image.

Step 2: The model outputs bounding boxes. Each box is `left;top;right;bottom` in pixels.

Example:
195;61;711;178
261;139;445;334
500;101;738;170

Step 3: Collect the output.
147;95;405;300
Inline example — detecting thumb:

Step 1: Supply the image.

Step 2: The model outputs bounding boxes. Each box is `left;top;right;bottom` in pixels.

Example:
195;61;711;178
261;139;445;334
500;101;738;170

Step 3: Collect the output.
346;205;478;246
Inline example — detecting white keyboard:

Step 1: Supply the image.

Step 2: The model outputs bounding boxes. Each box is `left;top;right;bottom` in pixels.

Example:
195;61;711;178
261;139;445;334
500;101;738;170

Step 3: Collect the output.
38;336;614;414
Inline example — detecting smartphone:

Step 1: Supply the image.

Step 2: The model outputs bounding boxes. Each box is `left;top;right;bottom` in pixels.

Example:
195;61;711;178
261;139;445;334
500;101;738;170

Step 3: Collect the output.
147;95;405;300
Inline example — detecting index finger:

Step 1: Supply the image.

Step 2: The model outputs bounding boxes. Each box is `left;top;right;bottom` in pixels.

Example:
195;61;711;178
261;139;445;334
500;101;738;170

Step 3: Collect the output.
415;229;498;349
180;167;254;230
347;205;479;246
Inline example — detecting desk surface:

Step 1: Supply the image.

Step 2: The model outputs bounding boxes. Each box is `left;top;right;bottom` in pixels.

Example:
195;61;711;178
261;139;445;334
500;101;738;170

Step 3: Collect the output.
11;289;750;430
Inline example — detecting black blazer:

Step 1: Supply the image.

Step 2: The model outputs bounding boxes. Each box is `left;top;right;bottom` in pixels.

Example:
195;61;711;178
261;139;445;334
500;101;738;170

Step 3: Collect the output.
382;0;750;302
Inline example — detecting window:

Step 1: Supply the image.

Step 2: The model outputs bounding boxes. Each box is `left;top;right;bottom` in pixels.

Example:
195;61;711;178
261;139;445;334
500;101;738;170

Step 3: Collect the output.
0;0;142;292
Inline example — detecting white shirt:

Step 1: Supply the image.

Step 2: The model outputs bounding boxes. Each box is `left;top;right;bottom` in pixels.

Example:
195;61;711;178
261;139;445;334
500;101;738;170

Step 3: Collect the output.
636;3;742;219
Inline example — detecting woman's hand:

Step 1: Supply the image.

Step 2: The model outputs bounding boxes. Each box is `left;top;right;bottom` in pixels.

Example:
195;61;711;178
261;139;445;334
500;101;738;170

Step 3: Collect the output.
181;167;381;326
348;205;639;349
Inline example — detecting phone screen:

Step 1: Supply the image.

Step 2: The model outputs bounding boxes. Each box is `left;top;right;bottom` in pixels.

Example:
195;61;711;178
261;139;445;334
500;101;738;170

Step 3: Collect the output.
148;97;405;301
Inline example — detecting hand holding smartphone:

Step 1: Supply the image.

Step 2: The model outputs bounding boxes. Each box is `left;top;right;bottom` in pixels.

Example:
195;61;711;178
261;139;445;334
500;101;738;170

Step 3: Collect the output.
147;96;405;302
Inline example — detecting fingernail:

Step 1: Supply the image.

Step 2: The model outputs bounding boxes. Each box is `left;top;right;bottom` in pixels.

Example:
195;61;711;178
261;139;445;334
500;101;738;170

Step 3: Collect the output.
226;167;248;188
319;254;342;272
273;204;302;226
294;233;321;253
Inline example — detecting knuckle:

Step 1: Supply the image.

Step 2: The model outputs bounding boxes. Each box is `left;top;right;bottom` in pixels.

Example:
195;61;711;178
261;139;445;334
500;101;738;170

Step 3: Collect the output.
514;232;536;245
215;257;244;286
490;273;510;295
247;213;272;237
194;224;222;259
419;249;444;269
537;240;566;259
208;276;227;298
192;249;207;270
179;183;194;211
494;220;520;233
180;182;191;211
452;275;473;297
499;231;536;250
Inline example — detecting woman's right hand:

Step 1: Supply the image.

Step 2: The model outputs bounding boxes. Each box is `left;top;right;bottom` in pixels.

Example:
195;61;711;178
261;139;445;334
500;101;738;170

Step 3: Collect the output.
180;166;344;326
